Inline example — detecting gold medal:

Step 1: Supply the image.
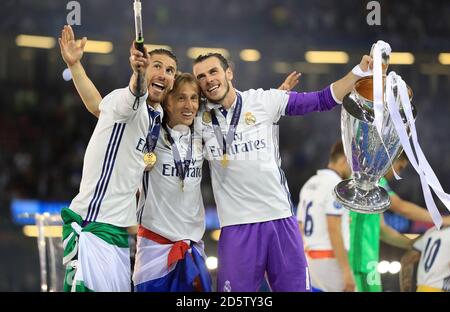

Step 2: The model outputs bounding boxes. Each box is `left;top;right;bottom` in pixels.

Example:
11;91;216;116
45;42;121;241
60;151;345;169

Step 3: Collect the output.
202;111;212;123
221;153;229;167
245;112;256;125
143;152;157;168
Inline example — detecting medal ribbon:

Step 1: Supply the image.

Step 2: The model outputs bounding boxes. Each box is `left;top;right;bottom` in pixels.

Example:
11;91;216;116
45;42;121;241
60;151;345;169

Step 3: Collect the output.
162;124;193;183
210;92;243;160
145;107;161;154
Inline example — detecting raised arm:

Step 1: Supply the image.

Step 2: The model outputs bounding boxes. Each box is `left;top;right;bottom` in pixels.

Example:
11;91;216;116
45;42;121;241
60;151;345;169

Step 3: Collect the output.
128;42;149;97
59;25;102;118
390;194;450;226
95;42;149;122
330;55;373;102
380;215;412;249
283;55;374;117
399;249;421;292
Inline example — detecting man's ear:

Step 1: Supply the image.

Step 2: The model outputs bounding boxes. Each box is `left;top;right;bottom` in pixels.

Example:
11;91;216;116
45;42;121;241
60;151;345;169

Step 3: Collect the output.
226;67;233;81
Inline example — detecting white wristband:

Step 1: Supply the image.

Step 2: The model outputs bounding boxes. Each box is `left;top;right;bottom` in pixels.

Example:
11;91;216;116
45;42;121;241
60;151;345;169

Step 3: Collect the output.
352;64;372;78
330;83;342;105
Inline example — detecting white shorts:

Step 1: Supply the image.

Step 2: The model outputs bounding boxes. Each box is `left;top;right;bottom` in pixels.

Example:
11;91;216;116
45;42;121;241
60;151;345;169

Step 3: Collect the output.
307;257;344;292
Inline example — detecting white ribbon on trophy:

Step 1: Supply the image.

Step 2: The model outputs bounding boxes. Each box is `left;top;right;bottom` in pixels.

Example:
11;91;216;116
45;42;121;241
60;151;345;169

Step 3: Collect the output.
365;40;450;228
372;41;385;136
385;72;450;228
371;41;402;180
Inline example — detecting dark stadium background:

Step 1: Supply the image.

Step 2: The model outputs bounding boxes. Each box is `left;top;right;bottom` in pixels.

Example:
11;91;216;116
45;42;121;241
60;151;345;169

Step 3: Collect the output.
0;0;449;291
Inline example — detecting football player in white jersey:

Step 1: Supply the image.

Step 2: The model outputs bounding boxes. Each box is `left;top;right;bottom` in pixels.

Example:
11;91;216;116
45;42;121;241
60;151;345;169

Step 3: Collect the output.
58;25;177;291
297;140;354;292
192;52;376;291
400;225;450;292
132;73;212;291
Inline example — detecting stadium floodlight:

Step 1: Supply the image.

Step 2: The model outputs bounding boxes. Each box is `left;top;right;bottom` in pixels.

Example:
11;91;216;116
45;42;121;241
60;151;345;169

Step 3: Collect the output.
83;40;113;54
305;51;349;64
16;34;56;49
389;261;402;274
206;257;218;270
438;53;450;65
390;52;415;65
240;49;261;62
377;260;390;274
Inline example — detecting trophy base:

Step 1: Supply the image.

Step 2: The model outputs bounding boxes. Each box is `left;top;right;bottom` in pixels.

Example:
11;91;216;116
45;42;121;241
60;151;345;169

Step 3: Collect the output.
333;179;391;214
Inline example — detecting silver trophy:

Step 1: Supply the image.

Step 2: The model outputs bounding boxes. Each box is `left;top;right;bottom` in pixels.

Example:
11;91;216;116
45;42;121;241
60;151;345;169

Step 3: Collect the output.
333;74;415;214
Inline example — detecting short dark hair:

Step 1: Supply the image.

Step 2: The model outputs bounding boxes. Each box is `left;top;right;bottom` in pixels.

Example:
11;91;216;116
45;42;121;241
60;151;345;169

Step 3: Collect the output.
148;48;178;67
329;140;345;163
193;53;229;71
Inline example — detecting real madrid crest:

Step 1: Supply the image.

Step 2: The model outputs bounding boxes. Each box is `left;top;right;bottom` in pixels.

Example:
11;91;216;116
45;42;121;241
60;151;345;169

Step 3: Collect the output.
202;111;212;123
245;112;256;125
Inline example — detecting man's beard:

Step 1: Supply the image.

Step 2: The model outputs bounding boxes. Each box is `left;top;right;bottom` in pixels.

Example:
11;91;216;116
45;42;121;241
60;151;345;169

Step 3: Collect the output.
147;89;167;105
207;80;230;104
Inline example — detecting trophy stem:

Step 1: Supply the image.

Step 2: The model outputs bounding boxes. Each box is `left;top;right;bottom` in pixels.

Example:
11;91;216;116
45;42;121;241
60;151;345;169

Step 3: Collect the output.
334;179;390;214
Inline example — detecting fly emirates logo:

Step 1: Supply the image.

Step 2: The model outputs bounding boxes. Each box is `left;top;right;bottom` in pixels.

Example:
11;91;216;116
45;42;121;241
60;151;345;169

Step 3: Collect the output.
204;126;274;162
162;159;202;178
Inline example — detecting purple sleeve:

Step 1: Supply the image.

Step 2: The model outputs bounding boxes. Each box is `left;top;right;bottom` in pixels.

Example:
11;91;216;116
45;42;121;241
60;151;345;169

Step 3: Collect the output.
285;86;338;116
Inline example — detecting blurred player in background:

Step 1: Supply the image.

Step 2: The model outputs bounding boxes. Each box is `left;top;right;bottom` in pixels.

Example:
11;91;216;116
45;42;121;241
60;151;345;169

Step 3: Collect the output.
349;211;413;292
381;153;450;224
297;140;354;292
400;225;450;292
349;153;450;292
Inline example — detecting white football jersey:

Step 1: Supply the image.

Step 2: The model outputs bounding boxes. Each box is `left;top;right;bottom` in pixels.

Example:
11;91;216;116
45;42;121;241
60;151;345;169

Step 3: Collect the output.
198;89;295;227
69;87;160;227
414;226;450;291
297;169;349;251
136;125;205;242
